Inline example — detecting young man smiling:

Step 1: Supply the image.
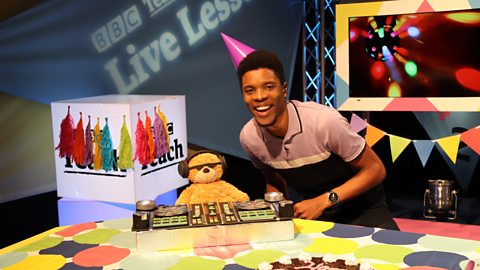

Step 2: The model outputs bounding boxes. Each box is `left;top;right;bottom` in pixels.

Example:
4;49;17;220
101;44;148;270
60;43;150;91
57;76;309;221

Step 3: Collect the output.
238;50;398;230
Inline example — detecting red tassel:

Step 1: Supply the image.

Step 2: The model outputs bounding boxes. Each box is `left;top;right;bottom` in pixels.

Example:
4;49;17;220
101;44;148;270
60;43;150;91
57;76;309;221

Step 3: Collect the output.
55;106;75;159
73;112;85;165
134;112;150;166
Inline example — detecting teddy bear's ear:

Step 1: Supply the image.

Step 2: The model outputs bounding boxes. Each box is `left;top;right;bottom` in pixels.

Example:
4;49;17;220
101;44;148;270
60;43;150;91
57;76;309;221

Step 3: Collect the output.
218;154;227;172
177;159;190;178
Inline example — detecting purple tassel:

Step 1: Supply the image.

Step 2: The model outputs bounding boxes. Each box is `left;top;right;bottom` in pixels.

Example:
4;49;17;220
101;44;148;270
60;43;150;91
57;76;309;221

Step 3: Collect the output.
83;115;94;165
154;108;168;157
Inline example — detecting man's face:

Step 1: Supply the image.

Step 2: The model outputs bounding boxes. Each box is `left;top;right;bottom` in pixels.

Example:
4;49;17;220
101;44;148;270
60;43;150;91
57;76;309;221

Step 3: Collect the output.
241;68;287;129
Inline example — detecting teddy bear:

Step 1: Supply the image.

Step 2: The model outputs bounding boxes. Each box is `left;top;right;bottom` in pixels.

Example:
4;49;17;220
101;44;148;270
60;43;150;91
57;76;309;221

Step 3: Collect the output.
175;150;250;205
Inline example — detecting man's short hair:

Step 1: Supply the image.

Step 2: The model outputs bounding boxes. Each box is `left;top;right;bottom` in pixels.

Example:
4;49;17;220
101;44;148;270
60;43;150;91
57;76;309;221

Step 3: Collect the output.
237;50;286;87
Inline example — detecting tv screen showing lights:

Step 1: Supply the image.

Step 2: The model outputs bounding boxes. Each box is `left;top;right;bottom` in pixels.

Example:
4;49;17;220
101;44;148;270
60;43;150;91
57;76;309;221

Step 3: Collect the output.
335;0;480;111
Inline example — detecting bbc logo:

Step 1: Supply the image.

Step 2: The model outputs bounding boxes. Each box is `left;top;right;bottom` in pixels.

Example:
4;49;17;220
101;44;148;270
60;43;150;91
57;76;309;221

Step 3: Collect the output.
91;5;142;53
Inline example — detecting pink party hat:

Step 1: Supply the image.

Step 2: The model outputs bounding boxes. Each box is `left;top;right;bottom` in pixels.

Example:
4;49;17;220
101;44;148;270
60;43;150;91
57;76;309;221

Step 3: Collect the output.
221;33;255;69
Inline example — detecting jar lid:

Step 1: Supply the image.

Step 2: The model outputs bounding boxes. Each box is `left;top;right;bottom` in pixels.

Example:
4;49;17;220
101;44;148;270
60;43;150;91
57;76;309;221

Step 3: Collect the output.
264;192;284;202
136;199;156;211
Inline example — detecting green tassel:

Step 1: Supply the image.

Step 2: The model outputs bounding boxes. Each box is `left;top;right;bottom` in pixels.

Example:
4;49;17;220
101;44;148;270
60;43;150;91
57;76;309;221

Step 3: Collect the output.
101;117;114;171
118;116;133;169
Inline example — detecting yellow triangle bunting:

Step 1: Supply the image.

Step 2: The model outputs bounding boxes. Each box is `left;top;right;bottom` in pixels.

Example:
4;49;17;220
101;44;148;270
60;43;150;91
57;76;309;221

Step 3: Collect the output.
366;125;386;147
436;135;461;164
389;135;411;162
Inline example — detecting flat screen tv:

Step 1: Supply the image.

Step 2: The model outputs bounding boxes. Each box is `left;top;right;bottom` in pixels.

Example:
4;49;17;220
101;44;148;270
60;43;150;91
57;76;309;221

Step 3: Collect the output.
335;0;480;111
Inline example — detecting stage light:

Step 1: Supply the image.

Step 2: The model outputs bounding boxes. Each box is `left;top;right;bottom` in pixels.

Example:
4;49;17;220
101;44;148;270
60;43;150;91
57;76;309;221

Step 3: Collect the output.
455;67;480;91
371;61;385;80
423;179;458;220
405;61;417;77
407;26;420;37
387;82;401;97
446;12;480;24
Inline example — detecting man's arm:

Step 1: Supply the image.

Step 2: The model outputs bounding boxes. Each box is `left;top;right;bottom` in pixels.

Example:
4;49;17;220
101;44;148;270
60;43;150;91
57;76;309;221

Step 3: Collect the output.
260;168;289;198
293;145;386;219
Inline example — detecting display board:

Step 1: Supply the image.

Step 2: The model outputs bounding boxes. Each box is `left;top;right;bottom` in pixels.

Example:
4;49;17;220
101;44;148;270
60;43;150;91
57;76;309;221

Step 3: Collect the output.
336;0;480;111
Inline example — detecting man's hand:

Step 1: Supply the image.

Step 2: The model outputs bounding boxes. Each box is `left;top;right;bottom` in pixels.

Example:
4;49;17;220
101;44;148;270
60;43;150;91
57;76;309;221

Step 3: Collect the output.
293;194;329;220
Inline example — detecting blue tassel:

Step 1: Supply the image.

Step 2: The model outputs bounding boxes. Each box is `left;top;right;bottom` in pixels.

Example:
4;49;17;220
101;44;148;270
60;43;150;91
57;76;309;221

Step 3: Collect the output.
101;117;115;171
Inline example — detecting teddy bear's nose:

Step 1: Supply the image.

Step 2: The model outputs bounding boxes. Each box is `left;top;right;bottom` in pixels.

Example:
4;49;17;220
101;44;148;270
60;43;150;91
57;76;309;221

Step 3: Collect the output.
202;167;210;173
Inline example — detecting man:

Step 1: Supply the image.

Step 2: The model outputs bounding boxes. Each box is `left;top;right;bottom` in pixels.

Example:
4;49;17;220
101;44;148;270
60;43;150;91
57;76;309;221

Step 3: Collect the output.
238;50;398;230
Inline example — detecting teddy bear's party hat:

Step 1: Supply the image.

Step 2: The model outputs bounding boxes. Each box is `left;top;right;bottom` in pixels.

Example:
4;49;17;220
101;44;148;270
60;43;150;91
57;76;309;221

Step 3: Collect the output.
220;33;255;69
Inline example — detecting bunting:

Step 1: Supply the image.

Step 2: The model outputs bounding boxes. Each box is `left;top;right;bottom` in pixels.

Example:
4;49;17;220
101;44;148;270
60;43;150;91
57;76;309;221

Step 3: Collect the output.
412;140;435;167
460;127;480;155
350;113;367;133
366;124;386;147
351;113;479;167
436;135;461;164
389;135;411;162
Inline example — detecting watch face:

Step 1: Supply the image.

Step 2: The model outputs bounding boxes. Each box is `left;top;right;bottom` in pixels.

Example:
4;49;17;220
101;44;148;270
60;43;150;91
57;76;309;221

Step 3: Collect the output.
328;192;339;203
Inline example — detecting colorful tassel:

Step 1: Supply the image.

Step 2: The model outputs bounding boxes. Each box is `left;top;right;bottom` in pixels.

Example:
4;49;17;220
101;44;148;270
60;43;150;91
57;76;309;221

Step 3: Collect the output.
93;117;103;170
118;115;133;170
83;115;94;166
73;112;85;165
157;105;170;150
154;106;168;157
101;117;114;171
135;112;150;166
145;110;155;163
55;106;75;158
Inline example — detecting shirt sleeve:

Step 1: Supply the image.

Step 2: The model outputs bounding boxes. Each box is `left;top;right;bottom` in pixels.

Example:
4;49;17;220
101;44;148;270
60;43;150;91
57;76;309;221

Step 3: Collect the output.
321;108;366;162
239;124;269;169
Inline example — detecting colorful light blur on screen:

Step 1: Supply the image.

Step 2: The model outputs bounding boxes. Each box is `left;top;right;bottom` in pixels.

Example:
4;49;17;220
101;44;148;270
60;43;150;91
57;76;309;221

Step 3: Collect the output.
349;9;480;98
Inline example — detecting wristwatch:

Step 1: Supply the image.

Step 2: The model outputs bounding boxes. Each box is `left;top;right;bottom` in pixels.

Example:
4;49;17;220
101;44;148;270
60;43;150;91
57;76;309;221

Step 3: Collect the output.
327;190;340;207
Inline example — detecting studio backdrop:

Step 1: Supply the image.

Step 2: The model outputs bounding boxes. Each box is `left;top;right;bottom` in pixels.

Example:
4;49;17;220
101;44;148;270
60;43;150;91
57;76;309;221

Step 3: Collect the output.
0;0;303;202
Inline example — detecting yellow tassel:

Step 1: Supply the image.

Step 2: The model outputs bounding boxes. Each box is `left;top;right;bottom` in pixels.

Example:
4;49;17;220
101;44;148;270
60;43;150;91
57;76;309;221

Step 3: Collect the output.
118;116;133;169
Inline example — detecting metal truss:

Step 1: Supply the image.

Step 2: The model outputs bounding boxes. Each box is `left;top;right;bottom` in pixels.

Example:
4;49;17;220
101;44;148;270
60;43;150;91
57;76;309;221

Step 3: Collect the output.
303;0;337;107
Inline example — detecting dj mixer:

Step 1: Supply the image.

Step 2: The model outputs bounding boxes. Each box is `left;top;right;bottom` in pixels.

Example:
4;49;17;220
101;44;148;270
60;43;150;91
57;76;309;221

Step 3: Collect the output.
132;199;293;232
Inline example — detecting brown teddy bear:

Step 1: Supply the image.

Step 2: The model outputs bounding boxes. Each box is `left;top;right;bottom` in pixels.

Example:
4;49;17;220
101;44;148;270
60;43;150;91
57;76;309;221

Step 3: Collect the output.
176;150;250;205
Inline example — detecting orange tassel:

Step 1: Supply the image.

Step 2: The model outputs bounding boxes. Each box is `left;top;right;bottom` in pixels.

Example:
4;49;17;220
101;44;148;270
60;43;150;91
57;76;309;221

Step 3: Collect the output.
93;117;103;170
145;110;155;163
73;112;85;165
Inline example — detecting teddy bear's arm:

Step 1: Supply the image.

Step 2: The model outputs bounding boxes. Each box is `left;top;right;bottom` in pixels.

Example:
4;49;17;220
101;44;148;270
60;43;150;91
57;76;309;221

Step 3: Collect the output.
175;185;195;205
219;181;250;202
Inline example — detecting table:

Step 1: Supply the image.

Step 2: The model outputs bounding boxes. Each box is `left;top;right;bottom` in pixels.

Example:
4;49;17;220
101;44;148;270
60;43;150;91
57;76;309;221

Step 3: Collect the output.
1;218;479;270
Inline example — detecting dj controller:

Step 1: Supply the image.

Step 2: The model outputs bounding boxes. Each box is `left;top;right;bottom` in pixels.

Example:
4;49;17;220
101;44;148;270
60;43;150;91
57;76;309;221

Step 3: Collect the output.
132;199;294;232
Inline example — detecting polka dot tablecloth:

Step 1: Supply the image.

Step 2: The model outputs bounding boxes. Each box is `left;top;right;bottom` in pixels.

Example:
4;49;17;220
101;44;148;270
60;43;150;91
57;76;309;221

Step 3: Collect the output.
1;218;479;270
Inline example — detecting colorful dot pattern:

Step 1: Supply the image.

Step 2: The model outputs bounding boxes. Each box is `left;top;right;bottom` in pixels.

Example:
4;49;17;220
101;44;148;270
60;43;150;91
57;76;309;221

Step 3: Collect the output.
0;218;479;269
